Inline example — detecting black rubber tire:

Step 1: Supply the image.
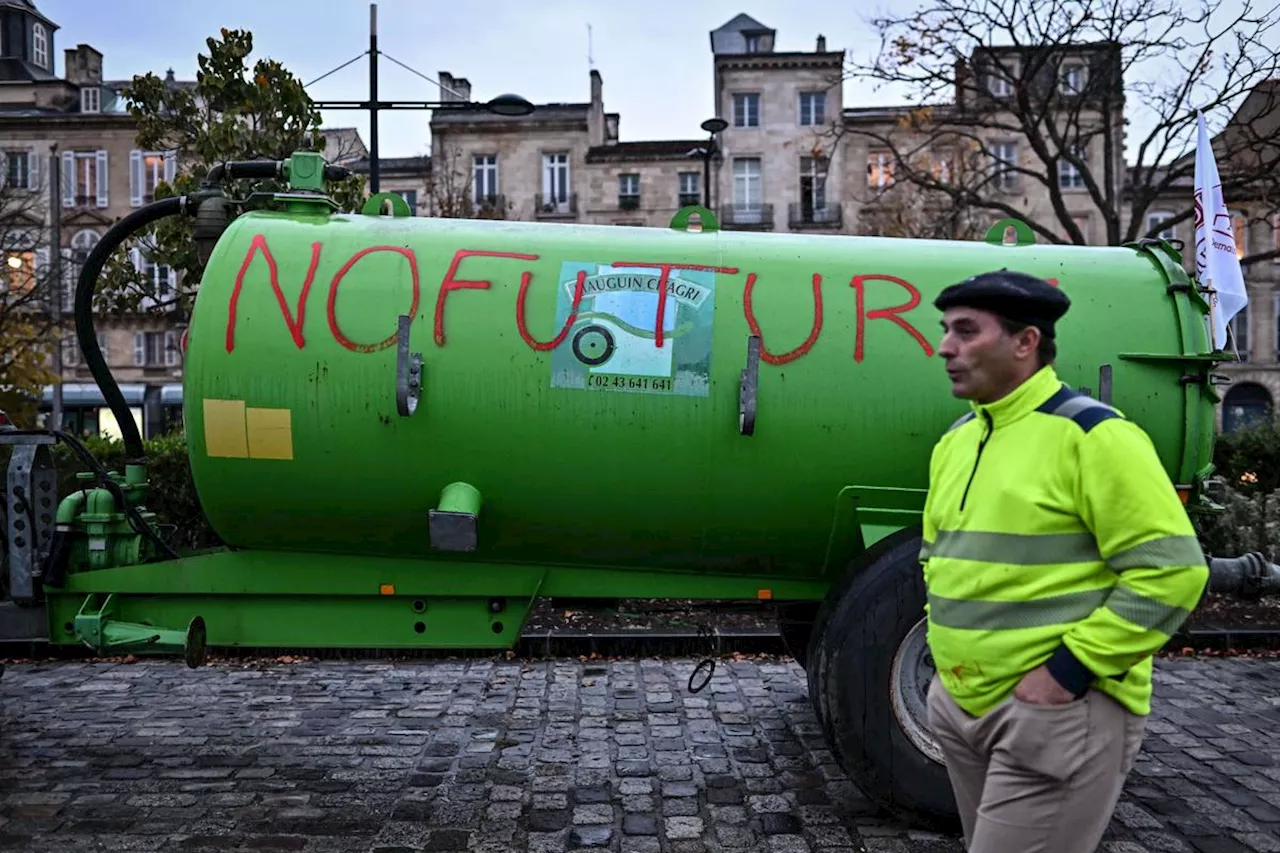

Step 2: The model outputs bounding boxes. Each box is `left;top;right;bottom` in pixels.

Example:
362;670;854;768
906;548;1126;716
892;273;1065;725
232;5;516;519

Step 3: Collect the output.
807;527;960;830
777;601;820;669
805;528;916;757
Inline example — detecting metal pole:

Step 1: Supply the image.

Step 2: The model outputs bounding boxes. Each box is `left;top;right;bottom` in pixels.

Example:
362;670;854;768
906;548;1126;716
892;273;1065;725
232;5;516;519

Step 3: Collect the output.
703;145;710;208
48;143;61;431
369;2;379;194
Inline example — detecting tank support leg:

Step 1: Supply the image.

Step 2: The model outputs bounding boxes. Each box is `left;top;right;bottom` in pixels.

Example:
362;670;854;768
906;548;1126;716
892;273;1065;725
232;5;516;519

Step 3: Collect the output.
72;593;207;668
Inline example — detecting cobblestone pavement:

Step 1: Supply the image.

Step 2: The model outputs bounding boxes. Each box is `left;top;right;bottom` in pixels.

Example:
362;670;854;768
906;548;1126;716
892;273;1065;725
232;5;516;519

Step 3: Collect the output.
2;654;1280;852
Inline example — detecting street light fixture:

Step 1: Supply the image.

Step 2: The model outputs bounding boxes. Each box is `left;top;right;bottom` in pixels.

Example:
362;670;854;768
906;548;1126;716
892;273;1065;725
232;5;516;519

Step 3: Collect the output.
307;3;537;193
695;117;728;208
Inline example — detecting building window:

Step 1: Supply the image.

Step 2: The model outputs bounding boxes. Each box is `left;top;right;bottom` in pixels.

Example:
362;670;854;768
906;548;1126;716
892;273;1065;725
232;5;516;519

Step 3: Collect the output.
678;172;700;206
618;173;640;210
134;331;179;367
988;59;1017;97
1058;143;1087;190
395;189;418;213
4;151;32;189
799;92;825;126
1060;64;1085;95
1233;210;1247;258
989;142;1018;190
63;150;108;208
1146;210;1175;240
541;152;570;212
733;93;759;127
732;158;763;223
744;34;761;53
867;151;895;189
799;156;828;213
81;87;100;114
3;250;35;295
130;150;174;206
32;23;46;69
472;154;497;203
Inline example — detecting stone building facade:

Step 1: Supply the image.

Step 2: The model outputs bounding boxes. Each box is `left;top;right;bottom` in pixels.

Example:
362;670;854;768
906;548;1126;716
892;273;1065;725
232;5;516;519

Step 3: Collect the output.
0;0;189;440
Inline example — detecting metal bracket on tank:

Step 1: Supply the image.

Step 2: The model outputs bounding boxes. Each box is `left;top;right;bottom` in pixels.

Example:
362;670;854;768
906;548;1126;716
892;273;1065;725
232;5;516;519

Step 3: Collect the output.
1098;364;1113;405
740;335;760;436
396;315;423;417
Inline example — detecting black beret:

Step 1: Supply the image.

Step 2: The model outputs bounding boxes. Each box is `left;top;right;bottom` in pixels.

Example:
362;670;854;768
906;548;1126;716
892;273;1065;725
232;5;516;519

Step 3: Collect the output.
934;269;1071;337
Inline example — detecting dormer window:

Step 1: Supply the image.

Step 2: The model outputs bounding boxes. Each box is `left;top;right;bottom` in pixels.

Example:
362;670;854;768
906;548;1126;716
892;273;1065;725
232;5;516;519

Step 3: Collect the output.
81;87;100;114
744;34;760;52
32;23;47;69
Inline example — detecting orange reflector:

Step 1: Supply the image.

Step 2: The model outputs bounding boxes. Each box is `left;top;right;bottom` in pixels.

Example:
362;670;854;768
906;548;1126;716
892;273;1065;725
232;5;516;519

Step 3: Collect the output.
1176;487;1191;505
757;589;773;600
379;584;395;595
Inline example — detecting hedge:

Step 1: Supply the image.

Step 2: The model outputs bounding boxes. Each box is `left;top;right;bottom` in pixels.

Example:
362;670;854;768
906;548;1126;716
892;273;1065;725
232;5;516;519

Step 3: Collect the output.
4;420;1279;564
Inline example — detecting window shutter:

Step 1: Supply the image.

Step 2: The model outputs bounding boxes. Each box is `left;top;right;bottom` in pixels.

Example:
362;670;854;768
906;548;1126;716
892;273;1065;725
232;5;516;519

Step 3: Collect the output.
0;152;8;188
61;150;74;206
167;265;177;301
95;149;108;207
133;333;145;366
130;150;142;206
164;331;178;366
28;149;38;190
97;332;110;364
60;247;73;313
164;151;176;185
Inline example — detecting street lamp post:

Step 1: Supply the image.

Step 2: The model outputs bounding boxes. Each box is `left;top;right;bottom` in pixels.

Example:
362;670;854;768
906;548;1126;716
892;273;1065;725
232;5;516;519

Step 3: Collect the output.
308;3;535;194
696;117;727;210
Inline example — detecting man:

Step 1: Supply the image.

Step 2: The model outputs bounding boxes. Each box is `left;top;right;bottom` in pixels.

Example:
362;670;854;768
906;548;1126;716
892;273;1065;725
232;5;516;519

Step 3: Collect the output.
919;269;1209;853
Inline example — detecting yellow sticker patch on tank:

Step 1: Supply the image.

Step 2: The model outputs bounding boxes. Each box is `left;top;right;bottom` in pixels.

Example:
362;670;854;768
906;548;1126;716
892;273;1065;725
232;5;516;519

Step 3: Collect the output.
246;407;294;460
203;399;249;458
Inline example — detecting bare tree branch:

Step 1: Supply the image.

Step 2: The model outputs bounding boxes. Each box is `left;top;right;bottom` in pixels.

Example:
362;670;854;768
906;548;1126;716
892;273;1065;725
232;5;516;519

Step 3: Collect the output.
824;0;1280;250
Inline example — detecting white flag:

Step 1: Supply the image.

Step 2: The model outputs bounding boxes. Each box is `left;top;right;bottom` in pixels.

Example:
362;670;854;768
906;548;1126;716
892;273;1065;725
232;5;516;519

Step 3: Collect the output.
1193;110;1248;351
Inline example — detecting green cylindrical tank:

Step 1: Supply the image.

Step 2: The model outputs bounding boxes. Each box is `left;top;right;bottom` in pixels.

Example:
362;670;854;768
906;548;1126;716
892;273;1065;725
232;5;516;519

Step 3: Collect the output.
182;205;1217;577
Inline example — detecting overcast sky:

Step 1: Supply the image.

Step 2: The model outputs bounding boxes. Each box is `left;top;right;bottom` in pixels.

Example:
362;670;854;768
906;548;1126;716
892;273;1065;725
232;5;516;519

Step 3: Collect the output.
33;0;897;158
31;0;1276;165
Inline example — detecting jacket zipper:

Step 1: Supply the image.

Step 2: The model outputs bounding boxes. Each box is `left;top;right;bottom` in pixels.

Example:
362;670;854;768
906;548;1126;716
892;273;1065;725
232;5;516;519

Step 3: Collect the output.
959;410;993;512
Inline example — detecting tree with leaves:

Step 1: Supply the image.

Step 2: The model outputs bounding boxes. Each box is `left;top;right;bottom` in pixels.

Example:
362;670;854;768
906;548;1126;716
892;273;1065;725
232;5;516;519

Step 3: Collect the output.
828;0;1280;257
93;27;366;316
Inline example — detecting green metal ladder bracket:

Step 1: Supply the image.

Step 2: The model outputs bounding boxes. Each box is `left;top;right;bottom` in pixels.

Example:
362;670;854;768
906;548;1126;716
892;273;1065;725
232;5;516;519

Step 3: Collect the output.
363;192;413;217
1119;238;1232;490
72;593;208;668
984;218;1037;246
670;205;720;233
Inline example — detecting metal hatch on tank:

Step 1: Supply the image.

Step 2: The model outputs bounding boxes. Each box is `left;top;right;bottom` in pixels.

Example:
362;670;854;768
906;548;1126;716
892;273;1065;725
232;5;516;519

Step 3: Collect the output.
1;150;1274;830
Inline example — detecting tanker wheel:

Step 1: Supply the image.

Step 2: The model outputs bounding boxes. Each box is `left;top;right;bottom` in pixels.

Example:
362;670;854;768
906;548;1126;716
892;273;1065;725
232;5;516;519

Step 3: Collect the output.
805;526;958;830
776;601;820;669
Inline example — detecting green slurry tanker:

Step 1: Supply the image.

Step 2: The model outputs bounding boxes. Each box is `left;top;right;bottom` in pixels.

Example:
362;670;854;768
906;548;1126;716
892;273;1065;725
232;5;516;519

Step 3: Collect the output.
2;150;1277;826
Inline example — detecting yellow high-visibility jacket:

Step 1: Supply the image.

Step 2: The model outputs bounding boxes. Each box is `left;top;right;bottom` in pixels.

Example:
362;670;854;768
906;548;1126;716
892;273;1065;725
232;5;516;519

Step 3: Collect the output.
920;364;1209;718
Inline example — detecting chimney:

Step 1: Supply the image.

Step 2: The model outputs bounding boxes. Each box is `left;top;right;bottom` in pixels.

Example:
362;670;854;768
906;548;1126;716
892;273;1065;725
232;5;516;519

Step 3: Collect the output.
438;71;471;103
816;34;826;52
588;69;605;146
63;44;103;87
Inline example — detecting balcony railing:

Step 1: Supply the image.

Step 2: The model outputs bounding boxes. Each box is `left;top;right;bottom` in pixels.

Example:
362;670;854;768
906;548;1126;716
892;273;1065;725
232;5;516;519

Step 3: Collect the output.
618;194;641;211
472;194;507;218
719;203;773;229
534;193;578;218
788;202;842;228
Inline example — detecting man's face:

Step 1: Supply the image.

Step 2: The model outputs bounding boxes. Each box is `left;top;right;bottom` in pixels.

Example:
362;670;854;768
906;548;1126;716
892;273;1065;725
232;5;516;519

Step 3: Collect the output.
937;307;1039;402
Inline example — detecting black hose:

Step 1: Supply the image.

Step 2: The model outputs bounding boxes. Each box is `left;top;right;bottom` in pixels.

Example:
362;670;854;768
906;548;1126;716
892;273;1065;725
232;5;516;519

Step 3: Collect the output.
74;196;187;463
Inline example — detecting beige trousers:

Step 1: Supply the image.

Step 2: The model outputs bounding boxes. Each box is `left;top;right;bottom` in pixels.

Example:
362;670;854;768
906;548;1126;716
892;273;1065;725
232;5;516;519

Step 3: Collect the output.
926;674;1147;853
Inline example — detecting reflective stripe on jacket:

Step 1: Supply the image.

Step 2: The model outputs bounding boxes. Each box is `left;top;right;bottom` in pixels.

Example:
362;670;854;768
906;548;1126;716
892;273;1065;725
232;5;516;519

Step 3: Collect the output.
920;365;1209;718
